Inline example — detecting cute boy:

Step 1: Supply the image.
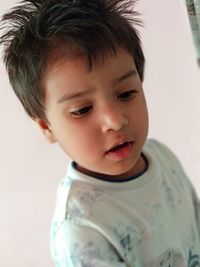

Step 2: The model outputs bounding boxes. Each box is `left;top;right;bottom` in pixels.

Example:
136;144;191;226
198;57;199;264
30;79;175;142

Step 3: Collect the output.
0;0;200;266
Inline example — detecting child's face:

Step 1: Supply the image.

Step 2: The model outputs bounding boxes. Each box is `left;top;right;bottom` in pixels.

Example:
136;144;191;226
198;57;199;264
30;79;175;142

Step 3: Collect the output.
37;47;149;179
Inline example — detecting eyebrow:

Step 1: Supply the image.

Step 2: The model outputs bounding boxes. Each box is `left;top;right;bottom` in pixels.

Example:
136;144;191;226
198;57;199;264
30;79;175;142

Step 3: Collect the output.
114;69;137;84
57;68;137;104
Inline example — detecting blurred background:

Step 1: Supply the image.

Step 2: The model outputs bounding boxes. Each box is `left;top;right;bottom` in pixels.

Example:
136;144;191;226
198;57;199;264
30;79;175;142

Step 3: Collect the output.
0;0;200;266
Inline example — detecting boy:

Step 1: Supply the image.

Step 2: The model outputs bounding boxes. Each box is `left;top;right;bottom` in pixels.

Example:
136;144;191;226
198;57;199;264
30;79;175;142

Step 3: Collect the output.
0;0;200;266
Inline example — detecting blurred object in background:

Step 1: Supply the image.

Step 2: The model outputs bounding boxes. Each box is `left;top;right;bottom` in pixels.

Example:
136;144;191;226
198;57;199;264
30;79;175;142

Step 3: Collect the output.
185;0;200;64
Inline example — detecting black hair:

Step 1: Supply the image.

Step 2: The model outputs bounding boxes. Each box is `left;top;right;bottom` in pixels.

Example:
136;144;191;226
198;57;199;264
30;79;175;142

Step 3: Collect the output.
0;0;145;124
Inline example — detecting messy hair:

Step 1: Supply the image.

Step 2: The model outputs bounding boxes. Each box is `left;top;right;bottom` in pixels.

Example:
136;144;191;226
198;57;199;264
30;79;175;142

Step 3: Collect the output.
0;0;145;123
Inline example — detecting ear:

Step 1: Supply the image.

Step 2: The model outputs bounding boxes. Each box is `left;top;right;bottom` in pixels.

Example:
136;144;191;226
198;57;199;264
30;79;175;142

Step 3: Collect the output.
35;118;57;144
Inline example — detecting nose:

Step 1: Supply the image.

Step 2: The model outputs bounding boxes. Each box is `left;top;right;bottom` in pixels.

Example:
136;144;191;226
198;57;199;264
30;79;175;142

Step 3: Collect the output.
100;103;128;133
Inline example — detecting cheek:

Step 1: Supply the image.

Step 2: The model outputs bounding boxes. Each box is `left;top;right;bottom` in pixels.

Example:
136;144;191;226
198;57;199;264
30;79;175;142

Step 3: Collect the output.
63;133;100;163
137;96;148;120
129;102;148;133
47;109;99;153
59;120;98;150
130;100;148;120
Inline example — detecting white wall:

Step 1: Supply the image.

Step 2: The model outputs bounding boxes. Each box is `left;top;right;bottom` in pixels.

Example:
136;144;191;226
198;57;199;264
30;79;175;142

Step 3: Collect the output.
138;0;200;191
0;0;200;266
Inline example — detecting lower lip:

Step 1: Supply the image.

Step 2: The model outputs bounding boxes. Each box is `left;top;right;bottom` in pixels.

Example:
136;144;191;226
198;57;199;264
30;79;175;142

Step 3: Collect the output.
106;142;134;161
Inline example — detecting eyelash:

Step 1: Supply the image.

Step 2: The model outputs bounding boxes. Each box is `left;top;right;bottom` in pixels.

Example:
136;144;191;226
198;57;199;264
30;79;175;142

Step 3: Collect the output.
118;89;137;101
70;89;137;118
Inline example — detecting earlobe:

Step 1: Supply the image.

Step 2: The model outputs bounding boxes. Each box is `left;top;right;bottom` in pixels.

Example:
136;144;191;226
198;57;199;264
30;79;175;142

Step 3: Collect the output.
35;118;57;144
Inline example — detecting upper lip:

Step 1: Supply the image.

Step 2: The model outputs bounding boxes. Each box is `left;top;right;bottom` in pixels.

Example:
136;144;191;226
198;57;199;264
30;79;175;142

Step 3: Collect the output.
106;138;134;153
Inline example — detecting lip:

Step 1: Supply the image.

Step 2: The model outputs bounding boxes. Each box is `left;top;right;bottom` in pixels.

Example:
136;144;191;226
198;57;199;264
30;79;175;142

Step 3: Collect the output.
106;141;134;161
106;138;134;152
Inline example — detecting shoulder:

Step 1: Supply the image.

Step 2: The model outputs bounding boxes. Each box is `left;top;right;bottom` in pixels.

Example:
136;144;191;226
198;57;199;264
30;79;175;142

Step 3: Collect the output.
145;138;176;157
144;138;196;194
144;138;183;168
143;138;193;187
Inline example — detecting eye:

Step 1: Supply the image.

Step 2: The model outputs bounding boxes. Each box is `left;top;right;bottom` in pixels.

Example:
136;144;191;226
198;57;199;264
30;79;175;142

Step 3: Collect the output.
118;89;137;101
70;106;93;118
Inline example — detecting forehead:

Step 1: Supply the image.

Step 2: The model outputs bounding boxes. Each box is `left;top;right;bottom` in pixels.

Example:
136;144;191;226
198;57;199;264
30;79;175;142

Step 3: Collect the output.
43;41;134;73
45;44;135;75
43;46;136;106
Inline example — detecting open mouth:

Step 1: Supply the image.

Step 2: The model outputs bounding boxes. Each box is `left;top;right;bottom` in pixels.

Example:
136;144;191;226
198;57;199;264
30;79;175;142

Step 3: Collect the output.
108;141;131;152
106;141;134;160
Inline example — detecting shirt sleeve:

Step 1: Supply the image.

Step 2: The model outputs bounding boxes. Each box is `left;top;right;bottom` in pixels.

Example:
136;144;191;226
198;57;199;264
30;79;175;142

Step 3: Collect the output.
51;220;127;267
190;186;200;236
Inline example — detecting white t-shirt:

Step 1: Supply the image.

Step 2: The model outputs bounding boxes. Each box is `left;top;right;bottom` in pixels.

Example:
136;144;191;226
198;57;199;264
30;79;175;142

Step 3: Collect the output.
50;139;200;267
